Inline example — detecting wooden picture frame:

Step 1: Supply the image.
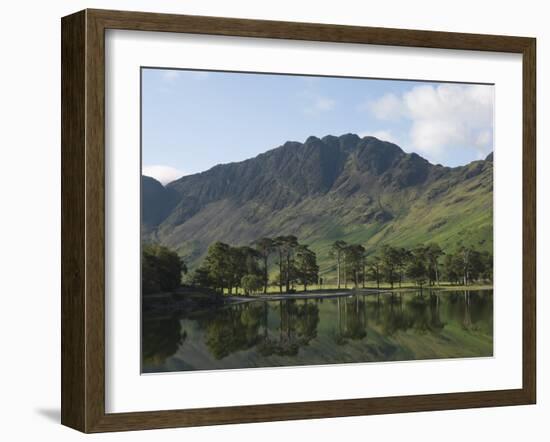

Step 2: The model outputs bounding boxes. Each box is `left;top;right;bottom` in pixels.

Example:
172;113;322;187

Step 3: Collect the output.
61;8;536;433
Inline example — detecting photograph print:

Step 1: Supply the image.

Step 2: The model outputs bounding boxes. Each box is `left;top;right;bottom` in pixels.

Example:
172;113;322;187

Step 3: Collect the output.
141;68;494;373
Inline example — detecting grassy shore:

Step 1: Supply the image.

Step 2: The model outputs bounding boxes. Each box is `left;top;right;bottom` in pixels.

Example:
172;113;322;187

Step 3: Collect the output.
221;282;493;298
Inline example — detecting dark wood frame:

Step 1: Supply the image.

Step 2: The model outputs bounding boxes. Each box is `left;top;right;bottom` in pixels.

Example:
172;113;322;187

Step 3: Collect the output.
61;8;536;433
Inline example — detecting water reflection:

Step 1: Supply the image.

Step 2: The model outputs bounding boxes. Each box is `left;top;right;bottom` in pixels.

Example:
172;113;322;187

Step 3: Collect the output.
201;304;264;359
334;296;367;344
142;290;493;373
379;295;409;336
142;314;187;367
259;300;320;357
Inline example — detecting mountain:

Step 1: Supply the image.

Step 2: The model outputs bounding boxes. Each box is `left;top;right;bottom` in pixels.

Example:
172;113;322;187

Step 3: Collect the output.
141;175;179;228
142;134;493;275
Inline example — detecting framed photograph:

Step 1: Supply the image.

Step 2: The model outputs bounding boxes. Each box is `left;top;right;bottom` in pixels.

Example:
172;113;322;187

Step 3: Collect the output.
61;9;536;433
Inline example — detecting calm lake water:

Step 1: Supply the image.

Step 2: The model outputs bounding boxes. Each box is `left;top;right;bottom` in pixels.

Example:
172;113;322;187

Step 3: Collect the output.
142;290;493;373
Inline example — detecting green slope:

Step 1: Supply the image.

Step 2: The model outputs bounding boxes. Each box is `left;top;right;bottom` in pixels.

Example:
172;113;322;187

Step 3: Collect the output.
142;134;493;277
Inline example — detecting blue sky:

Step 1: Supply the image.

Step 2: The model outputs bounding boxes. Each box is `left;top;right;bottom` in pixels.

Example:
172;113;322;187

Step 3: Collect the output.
142;68;494;185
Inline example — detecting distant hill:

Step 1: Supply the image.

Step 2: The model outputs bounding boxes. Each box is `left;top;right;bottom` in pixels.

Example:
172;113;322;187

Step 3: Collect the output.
141;175;179;228
142;134;493;275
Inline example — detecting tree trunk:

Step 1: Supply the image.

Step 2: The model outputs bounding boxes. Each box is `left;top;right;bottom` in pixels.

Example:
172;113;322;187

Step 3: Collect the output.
344;260;347;288
279;250;283;294
337;256;341;289
285;254;291;292
263;255;268;294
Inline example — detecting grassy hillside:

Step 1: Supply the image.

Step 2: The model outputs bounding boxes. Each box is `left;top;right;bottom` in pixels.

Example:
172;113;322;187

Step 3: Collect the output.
142;134;493;279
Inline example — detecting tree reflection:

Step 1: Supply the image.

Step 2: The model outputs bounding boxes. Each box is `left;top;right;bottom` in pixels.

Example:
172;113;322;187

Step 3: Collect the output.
334;296;368;344
407;296;432;333
445;290;490;331
198;300;321;359
366;291;447;336
429;293;445;332
141;289;493;371
204;303;264;359
380;295;410;336
258;300;320;357
462;291;473;330
142;314;186;366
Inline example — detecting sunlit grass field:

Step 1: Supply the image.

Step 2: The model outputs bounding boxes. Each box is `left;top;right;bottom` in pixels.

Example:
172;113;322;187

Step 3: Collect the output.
221;281;493;296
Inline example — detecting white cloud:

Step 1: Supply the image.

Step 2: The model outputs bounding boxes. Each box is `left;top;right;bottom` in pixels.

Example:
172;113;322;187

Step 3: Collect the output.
161;70;181;82
315;97;335;111
161;70;210;82
475;129;492;148
303;95;335;114
358;129;398;144
365;93;404;120
143;165;185;185
365;84;494;163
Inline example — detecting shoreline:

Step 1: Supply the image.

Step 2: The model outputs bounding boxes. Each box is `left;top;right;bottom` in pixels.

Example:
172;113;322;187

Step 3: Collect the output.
143;284;493;308
142;285;493;314
224;285;493;303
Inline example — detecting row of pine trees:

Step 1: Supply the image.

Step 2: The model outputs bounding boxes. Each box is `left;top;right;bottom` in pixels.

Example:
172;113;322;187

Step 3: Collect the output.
142;237;493;295
328;241;492;291
191;236;319;295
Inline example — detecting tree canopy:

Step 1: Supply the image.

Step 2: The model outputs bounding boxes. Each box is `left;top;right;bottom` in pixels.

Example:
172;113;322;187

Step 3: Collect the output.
145;237;492;297
142;243;186;294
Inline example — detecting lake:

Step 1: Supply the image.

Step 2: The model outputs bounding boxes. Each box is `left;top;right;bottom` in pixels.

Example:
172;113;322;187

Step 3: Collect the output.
142;289;493;373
